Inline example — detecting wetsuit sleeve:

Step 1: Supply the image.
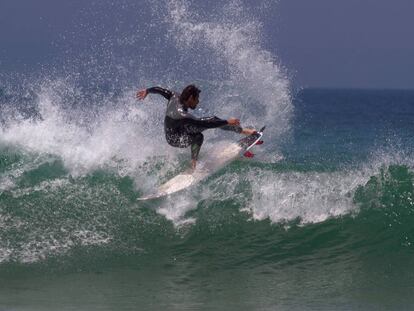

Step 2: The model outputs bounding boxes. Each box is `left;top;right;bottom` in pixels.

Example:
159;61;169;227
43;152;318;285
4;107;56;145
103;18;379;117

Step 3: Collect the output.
220;125;243;133
147;87;173;100
183;115;228;129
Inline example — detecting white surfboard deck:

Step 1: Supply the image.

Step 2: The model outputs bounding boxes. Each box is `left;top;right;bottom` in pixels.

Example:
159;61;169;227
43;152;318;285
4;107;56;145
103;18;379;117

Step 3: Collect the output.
137;128;264;201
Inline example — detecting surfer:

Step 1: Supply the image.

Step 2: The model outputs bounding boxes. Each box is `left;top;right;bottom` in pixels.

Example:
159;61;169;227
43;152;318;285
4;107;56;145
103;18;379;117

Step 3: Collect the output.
136;85;256;169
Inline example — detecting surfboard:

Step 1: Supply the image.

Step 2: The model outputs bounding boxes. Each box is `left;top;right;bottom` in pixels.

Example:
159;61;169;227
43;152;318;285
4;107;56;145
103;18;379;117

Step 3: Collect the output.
137;126;265;201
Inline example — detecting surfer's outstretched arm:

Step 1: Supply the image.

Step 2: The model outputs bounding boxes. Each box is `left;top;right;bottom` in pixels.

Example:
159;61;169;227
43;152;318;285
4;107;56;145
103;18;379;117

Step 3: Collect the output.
220;124;256;135
136;87;173;101
182;116;229;130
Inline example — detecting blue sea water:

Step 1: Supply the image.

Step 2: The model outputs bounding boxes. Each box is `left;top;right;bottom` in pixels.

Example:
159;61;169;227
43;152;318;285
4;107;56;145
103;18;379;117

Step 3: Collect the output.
1;0;414;310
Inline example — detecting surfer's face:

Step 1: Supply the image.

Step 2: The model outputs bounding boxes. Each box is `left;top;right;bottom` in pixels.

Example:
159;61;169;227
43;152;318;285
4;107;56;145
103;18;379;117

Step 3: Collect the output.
187;95;199;109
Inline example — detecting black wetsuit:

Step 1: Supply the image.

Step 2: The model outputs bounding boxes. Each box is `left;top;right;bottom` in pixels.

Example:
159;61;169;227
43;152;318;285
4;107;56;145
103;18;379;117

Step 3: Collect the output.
147;86;242;160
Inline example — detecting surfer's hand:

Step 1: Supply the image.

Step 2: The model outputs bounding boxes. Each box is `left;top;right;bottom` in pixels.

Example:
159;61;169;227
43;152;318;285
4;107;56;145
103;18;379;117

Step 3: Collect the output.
227;118;240;126
136;89;148;100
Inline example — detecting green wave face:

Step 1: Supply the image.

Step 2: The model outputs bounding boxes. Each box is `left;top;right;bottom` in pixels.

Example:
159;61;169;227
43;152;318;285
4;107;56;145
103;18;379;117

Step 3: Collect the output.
1;148;414;310
1;146;413;272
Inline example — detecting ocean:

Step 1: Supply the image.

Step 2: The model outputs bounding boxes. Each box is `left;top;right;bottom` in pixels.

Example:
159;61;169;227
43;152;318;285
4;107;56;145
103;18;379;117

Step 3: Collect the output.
1;0;414;310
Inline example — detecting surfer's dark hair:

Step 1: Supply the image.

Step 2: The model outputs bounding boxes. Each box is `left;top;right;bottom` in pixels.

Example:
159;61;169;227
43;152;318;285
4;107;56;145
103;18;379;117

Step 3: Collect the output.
180;85;201;103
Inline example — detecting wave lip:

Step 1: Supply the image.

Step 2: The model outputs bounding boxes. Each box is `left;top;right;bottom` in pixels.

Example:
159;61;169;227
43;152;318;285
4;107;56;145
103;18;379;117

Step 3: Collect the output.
166;0;292;142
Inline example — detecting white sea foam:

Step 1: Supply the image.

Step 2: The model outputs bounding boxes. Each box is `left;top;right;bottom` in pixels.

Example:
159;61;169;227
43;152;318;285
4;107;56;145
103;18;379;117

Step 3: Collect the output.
245;169;361;225
0;80;182;192
157;194;197;227
166;0;292;142
242;149;414;225
1;0;292;197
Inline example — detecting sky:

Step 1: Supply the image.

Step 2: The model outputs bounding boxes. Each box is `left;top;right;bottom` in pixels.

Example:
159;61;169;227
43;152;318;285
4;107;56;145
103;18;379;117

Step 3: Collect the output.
272;0;414;89
1;0;413;89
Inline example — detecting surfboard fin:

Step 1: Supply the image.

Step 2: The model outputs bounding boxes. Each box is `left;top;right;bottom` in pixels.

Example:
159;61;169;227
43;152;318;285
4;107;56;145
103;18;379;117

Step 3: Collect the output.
255;140;264;145
243;151;254;158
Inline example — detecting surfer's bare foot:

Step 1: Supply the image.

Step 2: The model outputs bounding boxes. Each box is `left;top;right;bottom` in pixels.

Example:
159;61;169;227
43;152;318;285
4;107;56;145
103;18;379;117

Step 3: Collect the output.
191;159;197;170
241;128;257;135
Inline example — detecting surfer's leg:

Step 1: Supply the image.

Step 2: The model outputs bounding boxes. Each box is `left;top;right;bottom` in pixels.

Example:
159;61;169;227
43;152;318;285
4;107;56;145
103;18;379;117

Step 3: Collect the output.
165;127;203;168
189;133;204;160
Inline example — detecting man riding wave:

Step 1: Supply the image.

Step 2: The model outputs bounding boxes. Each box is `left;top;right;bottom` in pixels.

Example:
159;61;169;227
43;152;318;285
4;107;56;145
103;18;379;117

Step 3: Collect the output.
136;84;256;169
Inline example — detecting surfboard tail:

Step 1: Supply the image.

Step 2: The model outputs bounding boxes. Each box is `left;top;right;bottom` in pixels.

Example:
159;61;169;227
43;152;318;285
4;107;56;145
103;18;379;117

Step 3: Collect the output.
238;125;265;150
243;151;254;158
